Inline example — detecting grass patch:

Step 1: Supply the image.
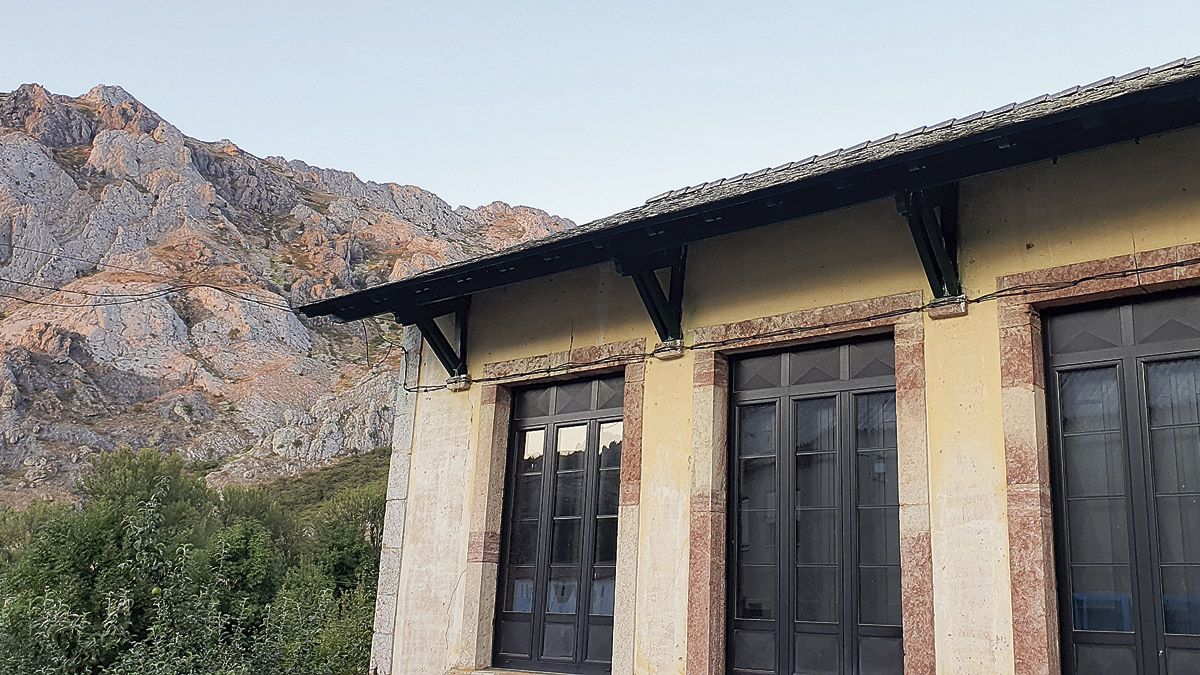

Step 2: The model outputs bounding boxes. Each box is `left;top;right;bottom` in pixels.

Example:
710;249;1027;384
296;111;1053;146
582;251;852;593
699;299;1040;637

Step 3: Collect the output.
264;446;391;518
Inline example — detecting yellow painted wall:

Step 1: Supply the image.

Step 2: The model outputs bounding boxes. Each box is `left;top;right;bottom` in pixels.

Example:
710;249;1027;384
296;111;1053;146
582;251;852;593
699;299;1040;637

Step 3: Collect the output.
394;125;1200;674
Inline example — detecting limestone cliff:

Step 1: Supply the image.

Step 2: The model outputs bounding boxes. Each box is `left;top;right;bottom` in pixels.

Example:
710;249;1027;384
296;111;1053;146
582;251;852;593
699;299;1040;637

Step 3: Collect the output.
0;83;573;505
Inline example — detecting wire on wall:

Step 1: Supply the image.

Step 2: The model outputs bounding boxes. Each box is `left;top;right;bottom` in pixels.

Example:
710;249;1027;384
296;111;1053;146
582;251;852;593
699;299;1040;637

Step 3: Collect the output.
4;242;1199;391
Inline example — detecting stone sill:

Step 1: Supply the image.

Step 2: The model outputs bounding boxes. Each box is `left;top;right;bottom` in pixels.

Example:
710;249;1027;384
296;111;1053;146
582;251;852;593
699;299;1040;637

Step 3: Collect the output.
452;669;562;675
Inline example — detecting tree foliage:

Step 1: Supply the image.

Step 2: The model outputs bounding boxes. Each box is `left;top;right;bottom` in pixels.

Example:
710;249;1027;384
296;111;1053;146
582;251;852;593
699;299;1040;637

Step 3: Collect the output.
0;449;386;675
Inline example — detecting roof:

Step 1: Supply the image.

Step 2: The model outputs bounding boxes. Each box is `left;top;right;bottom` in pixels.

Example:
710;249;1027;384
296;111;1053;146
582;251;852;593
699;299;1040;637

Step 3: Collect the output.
301;56;1200;322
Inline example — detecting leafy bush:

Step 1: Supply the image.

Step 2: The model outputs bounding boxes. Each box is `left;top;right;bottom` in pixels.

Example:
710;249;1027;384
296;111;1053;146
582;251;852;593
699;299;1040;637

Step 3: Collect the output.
0;448;387;674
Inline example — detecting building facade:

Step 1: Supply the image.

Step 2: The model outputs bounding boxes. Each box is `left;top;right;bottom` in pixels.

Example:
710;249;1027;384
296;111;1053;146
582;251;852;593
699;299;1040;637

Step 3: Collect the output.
303;59;1200;674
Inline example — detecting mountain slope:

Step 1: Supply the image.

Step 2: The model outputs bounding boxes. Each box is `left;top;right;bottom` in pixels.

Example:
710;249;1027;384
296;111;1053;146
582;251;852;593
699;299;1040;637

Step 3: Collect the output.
0;83;572;506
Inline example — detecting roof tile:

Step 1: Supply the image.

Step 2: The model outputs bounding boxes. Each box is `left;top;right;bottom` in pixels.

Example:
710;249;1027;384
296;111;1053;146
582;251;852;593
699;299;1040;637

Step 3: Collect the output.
1016;94;1049;109
1153;58;1187;73
986;102;1016;116
1081;75;1116;91
1118;67;1151;82
331;55;1200;295
1050;85;1080;99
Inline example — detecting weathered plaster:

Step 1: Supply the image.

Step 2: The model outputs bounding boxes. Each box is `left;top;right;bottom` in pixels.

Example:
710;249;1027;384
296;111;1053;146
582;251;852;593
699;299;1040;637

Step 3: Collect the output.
381;126;1200;674
371;326;423;675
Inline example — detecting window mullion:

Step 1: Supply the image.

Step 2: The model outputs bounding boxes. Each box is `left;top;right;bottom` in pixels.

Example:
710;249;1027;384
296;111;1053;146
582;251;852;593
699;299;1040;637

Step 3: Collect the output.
533;421;556;660
841;389;856;675
1127;355;1168;672
576;419;601;665
779;394;793;675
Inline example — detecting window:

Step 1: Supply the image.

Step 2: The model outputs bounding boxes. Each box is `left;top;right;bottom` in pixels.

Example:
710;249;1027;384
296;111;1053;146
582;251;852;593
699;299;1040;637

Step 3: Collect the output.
495;376;624;673
728;338;903;675
1046;293;1200;674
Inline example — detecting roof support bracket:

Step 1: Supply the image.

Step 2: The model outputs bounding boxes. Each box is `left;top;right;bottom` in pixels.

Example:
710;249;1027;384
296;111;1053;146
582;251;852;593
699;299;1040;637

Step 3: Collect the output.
897;184;962;298
404;297;470;383
616;247;687;344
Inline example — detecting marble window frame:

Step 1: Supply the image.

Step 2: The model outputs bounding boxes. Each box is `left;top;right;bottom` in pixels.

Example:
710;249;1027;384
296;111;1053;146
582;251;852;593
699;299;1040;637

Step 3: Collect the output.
998;242;1200;675
456;339;647;673
686;292;937;675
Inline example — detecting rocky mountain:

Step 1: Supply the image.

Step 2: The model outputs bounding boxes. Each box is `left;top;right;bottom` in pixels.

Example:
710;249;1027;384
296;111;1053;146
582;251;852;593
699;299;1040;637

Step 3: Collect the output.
0;83;573;507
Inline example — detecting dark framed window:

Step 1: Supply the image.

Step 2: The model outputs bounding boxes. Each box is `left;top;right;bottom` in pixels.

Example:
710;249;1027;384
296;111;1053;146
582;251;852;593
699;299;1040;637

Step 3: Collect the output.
1046;293;1200;674
728;337;903;675
494;376;624;673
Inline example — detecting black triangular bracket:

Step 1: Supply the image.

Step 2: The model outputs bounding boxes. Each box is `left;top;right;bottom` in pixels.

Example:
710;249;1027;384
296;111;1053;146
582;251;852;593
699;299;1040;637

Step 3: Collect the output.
897;184;962;298
615;246;687;343
400;296;470;381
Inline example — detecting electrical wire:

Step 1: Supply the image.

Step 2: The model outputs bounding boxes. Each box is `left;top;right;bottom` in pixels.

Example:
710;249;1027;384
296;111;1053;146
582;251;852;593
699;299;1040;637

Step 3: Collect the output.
1;243;295;309
398;253;1200;393
6;240;1200;392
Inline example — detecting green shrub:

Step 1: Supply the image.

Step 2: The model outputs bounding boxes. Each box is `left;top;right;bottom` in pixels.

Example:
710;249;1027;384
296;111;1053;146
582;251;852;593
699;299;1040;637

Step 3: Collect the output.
0;448;386;674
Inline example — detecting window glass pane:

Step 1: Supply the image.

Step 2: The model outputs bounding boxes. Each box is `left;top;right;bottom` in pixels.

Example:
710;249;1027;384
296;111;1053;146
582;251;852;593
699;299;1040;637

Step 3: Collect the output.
498;617;532;656
515;475;541;519
793;632;839;675
1074;645;1137;675
596;376;624;410
546;568;579;614
739;404;777;457
541;621;576;657
509;521;539;565
598;421;623;469
554;472;583;516
735;353;782;391
1156;495;1200;563
1063;432;1126;498
1071;565;1133;632
796;453;836;507
859;566;902;626
504;566;536;613
1147;358;1200;427
794;565;838;622
857;450;899;506
586;623;614;662
794;398;836;453
597;470;619;516
795;509;836;565
1060;368;1122;434
789;346;840;385
739;457;776;510
555;380;593;414
518;429;545;474
1047;305;1123;355
740;509;777;565
856;392;897;449
550;519;581;565
849;340;896;380
594;517;618;565
590;568;616;616
1151;426;1200;494
1133;294;1200;345
1067;498;1130;564
736;564;776;619
858;506;900;566
515;387;552;418
556;425;587;470
731;629;775;671
1162;565;1200;635
858;636;903;675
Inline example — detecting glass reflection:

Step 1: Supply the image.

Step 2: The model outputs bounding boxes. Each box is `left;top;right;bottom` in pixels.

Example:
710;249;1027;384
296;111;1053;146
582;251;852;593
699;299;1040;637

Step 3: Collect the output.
557;425;587;470
546;570;579;613
599;421;623;468
519;429;545;473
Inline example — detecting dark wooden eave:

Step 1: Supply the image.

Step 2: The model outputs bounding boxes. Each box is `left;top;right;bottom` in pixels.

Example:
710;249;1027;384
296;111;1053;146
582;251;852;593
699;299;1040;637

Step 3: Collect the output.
300;62;1200;324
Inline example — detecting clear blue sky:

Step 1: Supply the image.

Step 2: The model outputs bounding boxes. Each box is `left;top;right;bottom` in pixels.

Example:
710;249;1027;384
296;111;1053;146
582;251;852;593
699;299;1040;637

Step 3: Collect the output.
5;1;1198;223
